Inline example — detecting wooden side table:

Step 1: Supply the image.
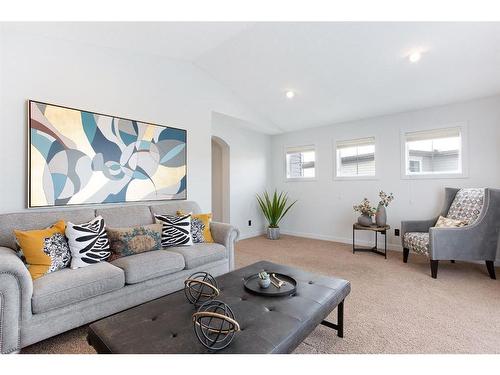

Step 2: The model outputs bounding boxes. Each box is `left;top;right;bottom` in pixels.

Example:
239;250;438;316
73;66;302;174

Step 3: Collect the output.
352;223;390;259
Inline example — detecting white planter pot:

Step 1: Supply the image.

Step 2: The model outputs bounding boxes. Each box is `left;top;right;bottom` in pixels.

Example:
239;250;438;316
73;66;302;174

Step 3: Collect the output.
267;227;280;240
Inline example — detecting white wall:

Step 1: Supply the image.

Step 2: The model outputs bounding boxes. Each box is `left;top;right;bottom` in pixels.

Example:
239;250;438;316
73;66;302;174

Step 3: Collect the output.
0;23;271;214
271;95;500;255
212;112;272;239
211;139;223;221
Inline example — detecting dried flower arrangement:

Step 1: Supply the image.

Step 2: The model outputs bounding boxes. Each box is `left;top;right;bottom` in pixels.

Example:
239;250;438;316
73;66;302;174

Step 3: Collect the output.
353;198;377;216
379;191;394;207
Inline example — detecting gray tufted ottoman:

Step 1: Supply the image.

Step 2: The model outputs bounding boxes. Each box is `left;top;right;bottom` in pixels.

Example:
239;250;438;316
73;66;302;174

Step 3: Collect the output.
87;260;351;353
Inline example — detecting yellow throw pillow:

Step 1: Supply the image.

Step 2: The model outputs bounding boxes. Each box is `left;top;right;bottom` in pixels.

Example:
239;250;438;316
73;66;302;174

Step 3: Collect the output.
435;215;467;228
177;211;214;243
14;220;70;280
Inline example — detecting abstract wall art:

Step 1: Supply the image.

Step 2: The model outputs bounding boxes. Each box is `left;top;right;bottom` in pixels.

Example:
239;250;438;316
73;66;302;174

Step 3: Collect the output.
28;100;187;208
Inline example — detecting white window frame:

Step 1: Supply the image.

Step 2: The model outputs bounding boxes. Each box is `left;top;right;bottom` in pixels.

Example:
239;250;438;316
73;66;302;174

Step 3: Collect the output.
284;144;317;182
333;137;378;181
400;122;469;180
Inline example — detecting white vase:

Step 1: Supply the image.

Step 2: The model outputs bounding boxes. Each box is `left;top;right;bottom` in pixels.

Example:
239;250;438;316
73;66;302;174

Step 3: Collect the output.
267;227;280;240
376;203;387;227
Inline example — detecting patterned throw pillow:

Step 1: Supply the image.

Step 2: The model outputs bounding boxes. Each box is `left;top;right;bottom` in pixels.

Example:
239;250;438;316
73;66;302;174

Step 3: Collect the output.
107;224;163;260
176;211;214;243
434;215;467;228
14;220;71;280
154;214;193;247
446;188;485;225
66;216;111;269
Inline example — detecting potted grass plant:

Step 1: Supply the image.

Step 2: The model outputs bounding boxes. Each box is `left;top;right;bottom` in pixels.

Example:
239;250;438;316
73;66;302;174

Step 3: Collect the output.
256;190;297;240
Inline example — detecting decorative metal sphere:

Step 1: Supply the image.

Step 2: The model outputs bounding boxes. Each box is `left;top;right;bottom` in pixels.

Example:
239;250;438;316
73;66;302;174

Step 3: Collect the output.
184;272;219;307
192;300;240;351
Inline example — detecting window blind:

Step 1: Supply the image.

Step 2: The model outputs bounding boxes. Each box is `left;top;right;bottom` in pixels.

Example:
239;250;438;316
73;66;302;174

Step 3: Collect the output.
336;137;376;177
405;127;460;143
336;137;375;149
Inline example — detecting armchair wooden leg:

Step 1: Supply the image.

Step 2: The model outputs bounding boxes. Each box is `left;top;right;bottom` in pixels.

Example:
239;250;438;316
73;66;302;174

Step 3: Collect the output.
403;248;409;263
430;260;439;279
486;261;496;280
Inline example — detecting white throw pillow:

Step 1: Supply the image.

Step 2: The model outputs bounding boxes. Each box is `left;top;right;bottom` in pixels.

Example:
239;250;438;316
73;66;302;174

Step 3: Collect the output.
65;216;111;269
154;214;193;247
434;215;467;228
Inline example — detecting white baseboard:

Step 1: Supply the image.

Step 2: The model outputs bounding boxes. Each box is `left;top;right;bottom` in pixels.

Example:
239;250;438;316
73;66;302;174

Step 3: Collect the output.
279;229;500;263
280;229;403;252
239;228;266;240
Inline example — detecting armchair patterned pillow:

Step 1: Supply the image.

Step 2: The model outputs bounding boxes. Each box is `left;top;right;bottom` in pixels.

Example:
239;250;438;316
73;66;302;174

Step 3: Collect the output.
446;188;485;225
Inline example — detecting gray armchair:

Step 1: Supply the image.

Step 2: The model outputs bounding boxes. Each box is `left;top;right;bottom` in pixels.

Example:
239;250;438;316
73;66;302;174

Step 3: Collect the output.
401;187;500;279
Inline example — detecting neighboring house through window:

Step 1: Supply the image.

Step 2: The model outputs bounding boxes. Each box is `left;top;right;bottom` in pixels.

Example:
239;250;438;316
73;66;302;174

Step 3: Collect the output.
404;126;463;177
285;145;315;180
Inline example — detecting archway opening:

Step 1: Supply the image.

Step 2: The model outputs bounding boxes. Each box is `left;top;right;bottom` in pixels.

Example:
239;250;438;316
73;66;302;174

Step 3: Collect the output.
211;136;230;223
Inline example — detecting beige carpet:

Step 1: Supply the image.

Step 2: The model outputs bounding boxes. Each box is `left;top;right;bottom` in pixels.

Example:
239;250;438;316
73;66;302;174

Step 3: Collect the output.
22;235;500;354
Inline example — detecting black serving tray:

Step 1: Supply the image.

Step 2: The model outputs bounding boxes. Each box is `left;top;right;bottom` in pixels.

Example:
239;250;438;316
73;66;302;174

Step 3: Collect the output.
244;273;297;297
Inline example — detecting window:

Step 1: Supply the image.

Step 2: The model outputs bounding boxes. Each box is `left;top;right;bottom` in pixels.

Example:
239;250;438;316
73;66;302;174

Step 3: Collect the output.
335;137;376;178
285;145;315;180
409;157;422;173
404;127;462;176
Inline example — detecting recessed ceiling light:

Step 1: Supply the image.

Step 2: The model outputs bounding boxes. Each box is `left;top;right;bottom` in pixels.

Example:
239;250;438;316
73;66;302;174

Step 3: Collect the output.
408;51;422;63
285;90;295;99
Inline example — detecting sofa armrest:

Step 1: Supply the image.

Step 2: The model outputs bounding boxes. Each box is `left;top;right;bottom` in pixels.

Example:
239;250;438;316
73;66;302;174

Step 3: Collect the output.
401;217;438;246
429;225;497;261
0;246;33;353
210;222;240;271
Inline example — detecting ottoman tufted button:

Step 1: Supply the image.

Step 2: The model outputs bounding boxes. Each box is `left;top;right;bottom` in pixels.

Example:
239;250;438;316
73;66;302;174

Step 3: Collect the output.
172;333;177;338
152;316;158;321
308;281;314;284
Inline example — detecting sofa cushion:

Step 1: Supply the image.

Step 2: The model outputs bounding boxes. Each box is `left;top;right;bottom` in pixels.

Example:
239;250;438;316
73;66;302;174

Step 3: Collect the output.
32;262;125;314
111;250;185;284
149;201;202;217
96;205;154;227
169;243;227;269
0;208;95;249
446;188;485;225
403;232;430;256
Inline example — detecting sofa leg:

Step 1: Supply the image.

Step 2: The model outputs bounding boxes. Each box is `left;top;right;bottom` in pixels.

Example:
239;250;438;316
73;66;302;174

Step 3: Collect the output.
430;260;439;279
450;260;455;263
403;248;409;263
486;261;496;280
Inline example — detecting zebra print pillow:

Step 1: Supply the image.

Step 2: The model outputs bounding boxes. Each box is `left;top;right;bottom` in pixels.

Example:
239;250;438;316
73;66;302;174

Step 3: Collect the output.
65;216;111;269
154;214;193;247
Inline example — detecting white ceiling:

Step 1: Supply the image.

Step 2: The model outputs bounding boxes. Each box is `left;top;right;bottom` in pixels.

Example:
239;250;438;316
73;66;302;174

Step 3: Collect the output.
7;22;254;61
10;22;500;133
195;22;500;132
